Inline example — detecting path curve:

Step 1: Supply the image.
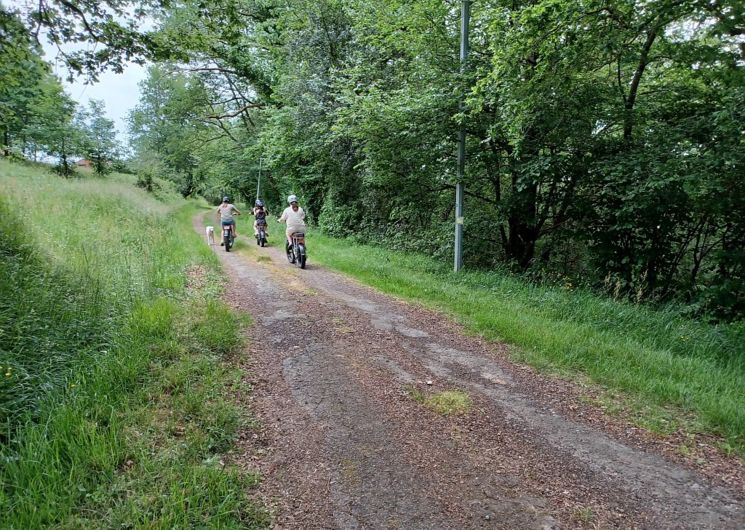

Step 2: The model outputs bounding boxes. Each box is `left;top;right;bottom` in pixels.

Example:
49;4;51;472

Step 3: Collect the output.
195;214;745;529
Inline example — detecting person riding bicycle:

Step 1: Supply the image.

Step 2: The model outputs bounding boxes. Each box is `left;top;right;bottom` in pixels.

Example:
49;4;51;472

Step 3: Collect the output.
216;196;240;245
277;194;306;251
252;199;269;239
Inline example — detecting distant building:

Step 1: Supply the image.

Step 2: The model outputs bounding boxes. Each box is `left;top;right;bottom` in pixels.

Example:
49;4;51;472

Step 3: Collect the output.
76;159;93;168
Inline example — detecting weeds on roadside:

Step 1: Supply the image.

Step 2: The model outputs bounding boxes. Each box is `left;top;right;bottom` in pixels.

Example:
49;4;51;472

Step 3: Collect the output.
407;386;472;416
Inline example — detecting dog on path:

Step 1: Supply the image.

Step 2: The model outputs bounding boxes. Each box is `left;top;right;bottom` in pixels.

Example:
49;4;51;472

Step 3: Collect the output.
205;225;215;246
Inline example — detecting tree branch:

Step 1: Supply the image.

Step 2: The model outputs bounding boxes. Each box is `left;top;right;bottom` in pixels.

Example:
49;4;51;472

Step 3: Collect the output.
624;27;658;141
205;102;264;120
57;0;101;42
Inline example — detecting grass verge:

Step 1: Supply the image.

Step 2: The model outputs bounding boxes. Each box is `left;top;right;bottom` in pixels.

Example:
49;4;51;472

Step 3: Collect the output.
0;160;268;528
308;230;745;453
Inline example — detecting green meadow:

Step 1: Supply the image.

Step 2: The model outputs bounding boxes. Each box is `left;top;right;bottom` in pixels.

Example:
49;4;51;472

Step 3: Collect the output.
0;161;267;528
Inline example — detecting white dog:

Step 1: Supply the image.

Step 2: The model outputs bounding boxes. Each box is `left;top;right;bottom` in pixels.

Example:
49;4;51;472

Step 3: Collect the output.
205;225;215;246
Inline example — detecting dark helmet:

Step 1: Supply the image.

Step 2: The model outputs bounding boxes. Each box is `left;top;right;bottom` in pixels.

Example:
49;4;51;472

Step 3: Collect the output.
255;199;264;207
222;196;230;202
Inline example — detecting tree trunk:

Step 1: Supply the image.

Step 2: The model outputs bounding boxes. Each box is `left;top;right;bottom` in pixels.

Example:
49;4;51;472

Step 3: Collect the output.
3;129;10;157
506;174;538;269
624;28;658;141
60;136;72;177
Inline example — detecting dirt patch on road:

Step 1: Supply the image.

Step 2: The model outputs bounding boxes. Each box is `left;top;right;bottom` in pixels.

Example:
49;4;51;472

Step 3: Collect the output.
195;214;745;529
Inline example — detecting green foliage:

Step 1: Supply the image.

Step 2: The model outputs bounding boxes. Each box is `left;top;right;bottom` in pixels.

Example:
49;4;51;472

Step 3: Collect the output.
471;0;745;317
8;1;171;81
0;7;79;169
127;63;264;200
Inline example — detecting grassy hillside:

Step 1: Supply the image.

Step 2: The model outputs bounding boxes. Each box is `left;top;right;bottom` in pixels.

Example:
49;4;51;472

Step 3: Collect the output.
0;160;267;528
307;231;745;454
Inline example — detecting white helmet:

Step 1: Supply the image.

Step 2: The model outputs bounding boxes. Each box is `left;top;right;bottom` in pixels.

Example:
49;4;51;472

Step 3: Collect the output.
287;194;298;204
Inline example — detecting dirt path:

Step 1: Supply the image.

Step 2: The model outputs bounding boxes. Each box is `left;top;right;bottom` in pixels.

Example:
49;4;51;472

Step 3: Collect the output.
195;215;744;529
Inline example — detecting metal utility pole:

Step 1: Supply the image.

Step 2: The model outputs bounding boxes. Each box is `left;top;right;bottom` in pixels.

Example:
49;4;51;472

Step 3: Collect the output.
255;158;263;201
454;0;470;272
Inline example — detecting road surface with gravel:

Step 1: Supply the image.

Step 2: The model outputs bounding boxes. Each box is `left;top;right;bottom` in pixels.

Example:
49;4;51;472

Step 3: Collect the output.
196;214;745;529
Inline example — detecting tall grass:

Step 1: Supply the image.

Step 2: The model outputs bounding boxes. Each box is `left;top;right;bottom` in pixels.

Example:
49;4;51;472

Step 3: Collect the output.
1;163;199;426
0;160;267;528
308;231;745;451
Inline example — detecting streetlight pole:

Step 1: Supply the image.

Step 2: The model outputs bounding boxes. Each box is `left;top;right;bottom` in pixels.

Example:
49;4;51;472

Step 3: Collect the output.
454;0;470;272
255;158;262;201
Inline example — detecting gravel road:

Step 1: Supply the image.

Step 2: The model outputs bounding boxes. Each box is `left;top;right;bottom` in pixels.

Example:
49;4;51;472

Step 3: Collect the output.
196;215;745;529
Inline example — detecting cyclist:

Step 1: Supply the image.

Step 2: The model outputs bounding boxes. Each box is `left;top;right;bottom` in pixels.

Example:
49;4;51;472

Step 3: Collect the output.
277;194;306;251
252;199;269;239
216;196;240;245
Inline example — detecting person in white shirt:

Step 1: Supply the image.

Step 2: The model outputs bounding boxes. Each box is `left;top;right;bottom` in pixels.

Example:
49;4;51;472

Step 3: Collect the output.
277;194;306;250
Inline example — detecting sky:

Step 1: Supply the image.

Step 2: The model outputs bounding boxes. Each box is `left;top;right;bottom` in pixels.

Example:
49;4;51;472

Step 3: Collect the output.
42;46;148;148
7;0;149;147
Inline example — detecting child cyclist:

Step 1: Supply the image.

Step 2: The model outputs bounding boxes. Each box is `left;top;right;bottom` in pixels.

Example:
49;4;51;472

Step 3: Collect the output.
252;199;269;238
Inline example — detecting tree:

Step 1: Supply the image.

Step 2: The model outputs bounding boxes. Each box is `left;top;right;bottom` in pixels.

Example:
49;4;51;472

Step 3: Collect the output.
1;7;54;156
26;79;80;174
470;0;744;313
121;0;745;318
1;6;83;171
129;65;209;194
77;100;120;174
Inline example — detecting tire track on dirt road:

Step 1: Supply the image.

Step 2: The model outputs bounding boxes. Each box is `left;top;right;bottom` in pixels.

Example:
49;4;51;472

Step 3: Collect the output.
196;214;744;529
